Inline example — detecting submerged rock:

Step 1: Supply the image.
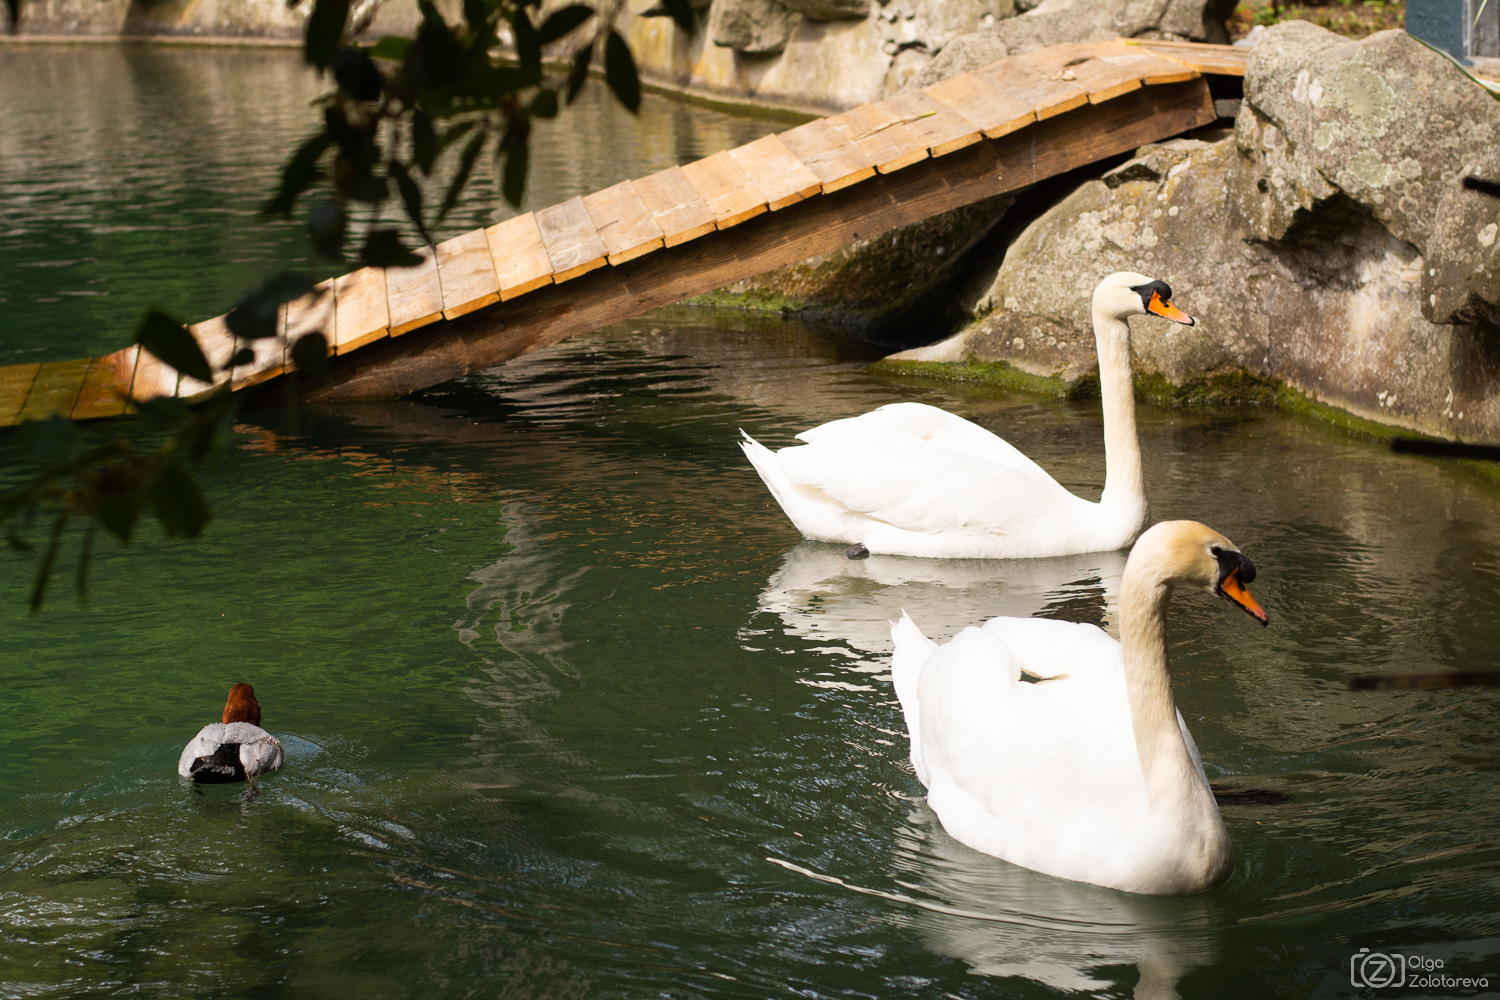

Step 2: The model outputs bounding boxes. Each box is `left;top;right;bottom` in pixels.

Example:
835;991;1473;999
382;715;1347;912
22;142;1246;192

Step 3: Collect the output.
893;23;1500;442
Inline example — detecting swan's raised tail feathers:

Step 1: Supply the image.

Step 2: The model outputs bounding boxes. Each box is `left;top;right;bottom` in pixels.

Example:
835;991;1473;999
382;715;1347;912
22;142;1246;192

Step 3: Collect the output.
891;611;938;787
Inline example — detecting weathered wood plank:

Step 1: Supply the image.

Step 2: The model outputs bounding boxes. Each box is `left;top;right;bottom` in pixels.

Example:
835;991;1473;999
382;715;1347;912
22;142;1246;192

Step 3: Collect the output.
536;196;608;283
486;213;554;301
964;59;1091;123
922;72;1037;140
582;179;666;265
727;134;822;211
129;345;179;401
19;357;91;421
1120;38;1246;77
826;103;930;175
634;166;718;247
0;363;42;426
179;315;236;398
71;348;138;420
387;246;444;336
436;229;501;320
1009;41;1197;108
294;80;1215;403
333;266;390;354
681;150;768;229
282;287;337;373
778;117;877;193
870;90;984;158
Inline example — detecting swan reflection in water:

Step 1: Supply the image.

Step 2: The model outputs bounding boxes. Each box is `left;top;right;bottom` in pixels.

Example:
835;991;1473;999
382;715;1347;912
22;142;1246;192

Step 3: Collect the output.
750;541;1128;676
893;802;1219;1000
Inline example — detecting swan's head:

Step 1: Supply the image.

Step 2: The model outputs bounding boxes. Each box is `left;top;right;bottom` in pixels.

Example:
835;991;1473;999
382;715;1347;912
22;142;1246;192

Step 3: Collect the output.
222;683;262;726
1131;520;1268;626
1093;272;1195;327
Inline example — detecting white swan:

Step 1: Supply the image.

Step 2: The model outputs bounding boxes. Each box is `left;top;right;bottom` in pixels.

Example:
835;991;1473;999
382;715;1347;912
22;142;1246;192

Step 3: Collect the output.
739;272;1194;559
890;520;1268;895
178;683;284;784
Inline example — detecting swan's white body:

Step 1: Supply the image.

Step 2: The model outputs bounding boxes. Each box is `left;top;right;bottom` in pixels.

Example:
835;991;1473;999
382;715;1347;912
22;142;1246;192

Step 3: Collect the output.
891;521;1262;895
740;272;1191;559
177;722;284;781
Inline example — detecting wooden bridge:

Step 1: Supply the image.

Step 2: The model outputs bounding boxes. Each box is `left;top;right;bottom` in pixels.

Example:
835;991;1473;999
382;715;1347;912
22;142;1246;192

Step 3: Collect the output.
0;38;1246;428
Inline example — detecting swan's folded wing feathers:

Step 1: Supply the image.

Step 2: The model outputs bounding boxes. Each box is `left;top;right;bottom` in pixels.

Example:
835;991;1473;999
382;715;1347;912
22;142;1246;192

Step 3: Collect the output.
979;617;1120;682
794;403;1054;482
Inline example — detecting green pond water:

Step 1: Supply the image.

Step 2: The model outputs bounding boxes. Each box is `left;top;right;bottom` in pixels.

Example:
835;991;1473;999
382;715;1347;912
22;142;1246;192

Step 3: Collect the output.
4;43;1500;1000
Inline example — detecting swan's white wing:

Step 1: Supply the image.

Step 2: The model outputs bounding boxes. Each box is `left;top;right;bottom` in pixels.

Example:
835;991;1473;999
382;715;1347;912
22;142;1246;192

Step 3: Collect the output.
795;403;1054;482
915;623;1148;880
774;432;1080;537
978;616;1119;681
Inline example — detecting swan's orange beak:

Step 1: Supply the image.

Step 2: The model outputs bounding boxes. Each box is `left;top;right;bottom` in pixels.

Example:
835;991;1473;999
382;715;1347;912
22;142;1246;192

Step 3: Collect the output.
1147;290;1195;326
1219;568;1268;626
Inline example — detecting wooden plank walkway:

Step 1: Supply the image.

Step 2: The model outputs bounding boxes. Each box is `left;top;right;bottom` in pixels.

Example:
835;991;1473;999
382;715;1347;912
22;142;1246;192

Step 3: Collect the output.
0;39;1231;425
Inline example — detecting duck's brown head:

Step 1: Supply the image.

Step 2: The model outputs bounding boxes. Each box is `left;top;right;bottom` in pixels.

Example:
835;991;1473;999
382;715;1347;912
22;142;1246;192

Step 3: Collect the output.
222;683;262;726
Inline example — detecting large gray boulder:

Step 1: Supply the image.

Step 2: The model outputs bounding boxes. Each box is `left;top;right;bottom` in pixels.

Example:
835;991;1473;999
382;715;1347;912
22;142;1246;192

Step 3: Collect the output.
905;0;1239;91
709;0;802;53
894;23;1500;442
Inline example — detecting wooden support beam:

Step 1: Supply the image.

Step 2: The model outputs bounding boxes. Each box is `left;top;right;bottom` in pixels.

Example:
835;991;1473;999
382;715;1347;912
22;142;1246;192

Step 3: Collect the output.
291;80;1213;404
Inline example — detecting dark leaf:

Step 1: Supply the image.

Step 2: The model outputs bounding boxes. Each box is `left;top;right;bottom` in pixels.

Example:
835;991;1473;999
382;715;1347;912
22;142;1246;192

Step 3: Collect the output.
6;0;20;31
133;395;191;430
334;46;383;101
230;347;255;367
530;87;558;119
28;511;67;614
96;495;137;544
604;31;640;113
360;229;424;268
511;9;541;72
7;523;34;553
304;0;350;70
502;131;528;208
344;166;390;203
439;119;477;152
135;309;211;384
262;131;331;216
290;332;331;376
308;200;348;259
324;106;378;166
75;523;96;602
412;0;467;88
367;35;413;60
389;160;428;240
462;0;487;32
151;463;212;540
566;42;592;104
412;109;438;174
226;271;316;341
18;415;79;464
659;0;696;34
538;4;592;43
437;130;487;223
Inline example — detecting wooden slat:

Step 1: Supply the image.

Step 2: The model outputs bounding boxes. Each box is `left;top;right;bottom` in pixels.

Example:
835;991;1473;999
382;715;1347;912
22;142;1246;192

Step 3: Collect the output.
778;118;878;194
0;363;41;426
922;72;1038;140
436;229;501;320
681;150;769;229
536;196;608;283
332;267;390;354
633;167;718;248
486;213;555;301
129;346;179;401
869;90;984;158
19;357;91;421
1120;38;1246;77
179;315;236;398
282;286;336;370
727;134;823;211
296;80;1216;403
826;103;930;175
1008;41;1197;108
966;60;1090;123
582;179;666;265
387;246;444;337
70;348;138;420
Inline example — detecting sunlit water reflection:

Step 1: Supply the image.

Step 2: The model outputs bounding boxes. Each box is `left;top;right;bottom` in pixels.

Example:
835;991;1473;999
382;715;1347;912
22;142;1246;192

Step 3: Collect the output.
3;43;1500;1000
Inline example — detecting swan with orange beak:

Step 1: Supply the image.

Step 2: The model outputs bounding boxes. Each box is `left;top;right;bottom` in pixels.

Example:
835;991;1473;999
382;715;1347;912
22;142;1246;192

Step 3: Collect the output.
178;683;284;784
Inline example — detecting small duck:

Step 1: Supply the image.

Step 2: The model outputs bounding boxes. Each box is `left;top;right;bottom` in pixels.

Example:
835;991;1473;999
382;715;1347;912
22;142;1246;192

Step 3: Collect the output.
178;683;284;784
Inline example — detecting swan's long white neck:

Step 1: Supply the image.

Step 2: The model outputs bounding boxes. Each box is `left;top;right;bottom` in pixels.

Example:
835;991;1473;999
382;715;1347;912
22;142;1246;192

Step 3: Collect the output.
1117;563;1214;819
1093;307;1147;522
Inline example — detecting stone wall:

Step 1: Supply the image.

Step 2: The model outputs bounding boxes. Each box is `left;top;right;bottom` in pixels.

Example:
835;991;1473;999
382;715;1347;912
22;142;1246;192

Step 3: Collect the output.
890;23;1500;443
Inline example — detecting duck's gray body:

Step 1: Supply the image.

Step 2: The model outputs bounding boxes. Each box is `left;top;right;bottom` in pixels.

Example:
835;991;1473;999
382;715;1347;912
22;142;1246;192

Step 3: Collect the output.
178;722;284;783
